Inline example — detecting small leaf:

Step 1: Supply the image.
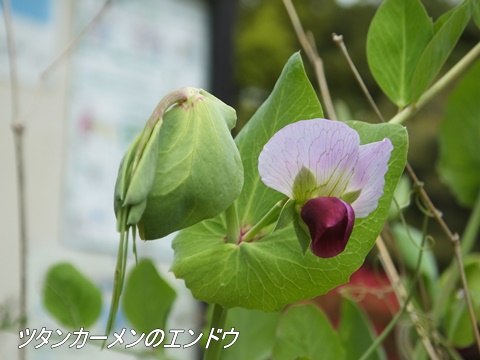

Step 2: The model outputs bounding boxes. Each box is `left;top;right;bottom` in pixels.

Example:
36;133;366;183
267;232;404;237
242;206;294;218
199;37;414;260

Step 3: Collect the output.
411;0;472;101
438;59;480;207
367;0;433;107
43;263;101;329
272;304;344;360
338;298;387;360
222;308;280;360
122;258;176;334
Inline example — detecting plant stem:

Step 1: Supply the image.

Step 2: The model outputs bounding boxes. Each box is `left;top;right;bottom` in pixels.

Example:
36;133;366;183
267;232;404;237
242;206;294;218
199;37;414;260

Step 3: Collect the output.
225;203;240;244
390;41;480;125
242;198;287;243
282;0;337;120
376;236;439;359
204;304;228;360
3;2;27;360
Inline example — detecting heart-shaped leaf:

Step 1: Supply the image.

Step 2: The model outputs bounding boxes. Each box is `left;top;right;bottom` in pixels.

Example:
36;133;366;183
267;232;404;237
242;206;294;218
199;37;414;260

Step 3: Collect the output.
171;54;408;311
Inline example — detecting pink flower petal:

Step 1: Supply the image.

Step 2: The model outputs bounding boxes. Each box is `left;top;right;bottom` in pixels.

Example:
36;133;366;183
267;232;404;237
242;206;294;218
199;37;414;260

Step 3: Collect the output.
347;138;393;218
258;119;360;201
301;197;355;258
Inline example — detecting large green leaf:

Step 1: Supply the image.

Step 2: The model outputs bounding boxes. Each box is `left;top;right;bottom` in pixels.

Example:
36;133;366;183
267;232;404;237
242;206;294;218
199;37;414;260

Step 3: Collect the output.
367;0;433;107
338;298;386;360
43;263;101;329
411;0;473;102
438;59;480;207
122;258;176;334
222;308;280;360
272;304;344;360
235;52;324;225
171;55;408;311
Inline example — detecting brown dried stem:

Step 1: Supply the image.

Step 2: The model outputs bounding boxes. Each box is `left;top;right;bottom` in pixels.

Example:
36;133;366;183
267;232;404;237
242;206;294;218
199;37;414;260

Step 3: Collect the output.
282;0;337;120
334;33;480;356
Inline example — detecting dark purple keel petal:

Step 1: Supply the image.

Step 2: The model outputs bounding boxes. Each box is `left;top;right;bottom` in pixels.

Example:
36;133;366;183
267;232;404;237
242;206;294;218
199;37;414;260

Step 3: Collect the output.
300;197;355;258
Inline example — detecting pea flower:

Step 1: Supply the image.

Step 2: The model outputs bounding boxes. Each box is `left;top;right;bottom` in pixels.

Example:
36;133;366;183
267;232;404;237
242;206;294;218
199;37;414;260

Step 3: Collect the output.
258;119;393;258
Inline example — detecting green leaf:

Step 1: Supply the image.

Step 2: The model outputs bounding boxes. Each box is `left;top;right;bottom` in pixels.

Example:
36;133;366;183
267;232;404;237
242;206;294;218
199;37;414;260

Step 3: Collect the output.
43;263;101;329
438;59;480;207
390;222;438;296
272;304;344;360
234;52;324;226
474;0;480;28
139;89;244;239
338;298;387;360
122;258;176;334
411;0;472;101
443;254;480;347
222;308;280;360
367;0;433;107
171;54;408;312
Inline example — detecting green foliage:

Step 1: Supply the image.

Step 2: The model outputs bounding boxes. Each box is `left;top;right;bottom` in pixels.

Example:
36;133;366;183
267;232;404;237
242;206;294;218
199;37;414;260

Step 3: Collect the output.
388;175;411;221
390;222;438;297
43;263;101;329
443;254;480;347
122;258;176;335
171;54;408;312
367;0;433;107
272;304;344;360
139;89;244;239
338;298;387;360
222;308;280;360
367;0;473;107
439;59;480;208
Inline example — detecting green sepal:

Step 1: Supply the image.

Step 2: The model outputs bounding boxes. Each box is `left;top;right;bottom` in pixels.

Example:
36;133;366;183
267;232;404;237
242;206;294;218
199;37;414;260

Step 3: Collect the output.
273;199;296;232
292;166;318;203
293;217;311;255
123;121;162;206
127;199;147;226
340;189;361;204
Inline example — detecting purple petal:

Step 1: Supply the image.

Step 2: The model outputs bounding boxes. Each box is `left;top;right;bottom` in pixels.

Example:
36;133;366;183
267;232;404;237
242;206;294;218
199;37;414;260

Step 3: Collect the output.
300;197;355;258
258;119;360;200
346;139;393;218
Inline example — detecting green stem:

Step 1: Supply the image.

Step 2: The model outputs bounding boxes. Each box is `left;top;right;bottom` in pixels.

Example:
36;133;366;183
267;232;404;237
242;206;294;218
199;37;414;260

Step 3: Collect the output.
204;304;228;360
360;222;428;360
225;202;240;244
390;41;480;125
242;198;287;242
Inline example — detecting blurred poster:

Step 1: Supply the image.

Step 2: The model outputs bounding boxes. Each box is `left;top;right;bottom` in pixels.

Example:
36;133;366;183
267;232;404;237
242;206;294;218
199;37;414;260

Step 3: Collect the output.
61;0;211;254
0;0;59;85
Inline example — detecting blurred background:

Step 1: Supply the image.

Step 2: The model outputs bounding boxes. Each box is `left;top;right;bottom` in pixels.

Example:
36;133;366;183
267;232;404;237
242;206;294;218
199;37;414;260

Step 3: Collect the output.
1;0;478;359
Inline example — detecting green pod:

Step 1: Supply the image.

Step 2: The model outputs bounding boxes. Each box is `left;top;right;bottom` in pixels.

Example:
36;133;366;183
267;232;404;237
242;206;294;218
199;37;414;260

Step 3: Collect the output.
137;88;244;239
